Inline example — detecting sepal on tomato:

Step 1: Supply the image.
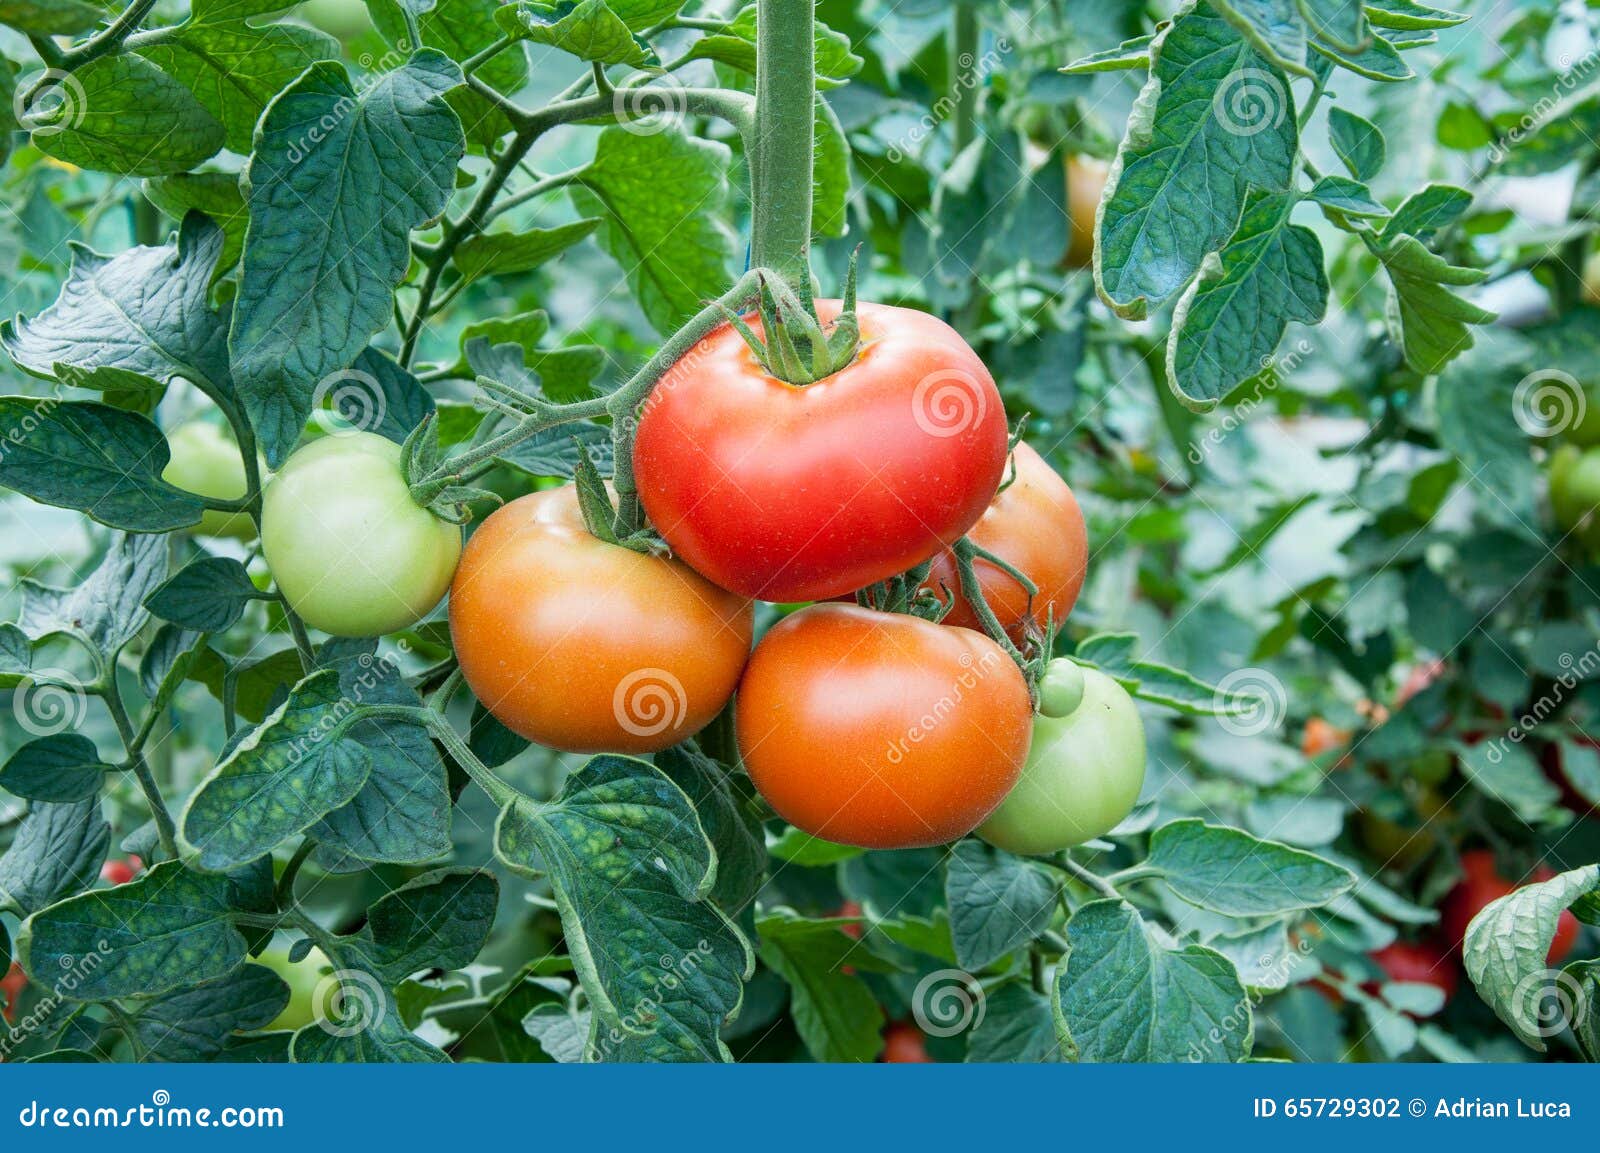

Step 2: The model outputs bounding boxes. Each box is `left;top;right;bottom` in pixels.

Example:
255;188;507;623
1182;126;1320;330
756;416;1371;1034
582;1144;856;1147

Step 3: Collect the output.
722;255;862;384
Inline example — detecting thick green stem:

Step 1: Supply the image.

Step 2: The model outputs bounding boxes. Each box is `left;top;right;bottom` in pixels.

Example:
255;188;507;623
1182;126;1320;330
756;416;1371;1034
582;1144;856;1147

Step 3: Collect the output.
1060;856;1122;901
952;536;1027;670
950;3;979;154
104;679;179;860
275;837;317;905
62;0;157;67
749;0;815;291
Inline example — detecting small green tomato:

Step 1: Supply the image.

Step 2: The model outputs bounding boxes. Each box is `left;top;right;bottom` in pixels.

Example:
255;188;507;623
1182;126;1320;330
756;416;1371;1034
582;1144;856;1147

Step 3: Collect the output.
162;421;255;540
977;660;1146;855
261;431;461;637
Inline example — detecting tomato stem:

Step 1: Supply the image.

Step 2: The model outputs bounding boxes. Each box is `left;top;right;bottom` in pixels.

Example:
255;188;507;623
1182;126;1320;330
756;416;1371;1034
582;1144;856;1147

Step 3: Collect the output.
749;0;816;293
952;536;1028;672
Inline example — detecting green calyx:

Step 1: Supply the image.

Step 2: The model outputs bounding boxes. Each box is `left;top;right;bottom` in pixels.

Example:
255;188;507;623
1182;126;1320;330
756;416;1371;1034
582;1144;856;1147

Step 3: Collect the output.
724;253;861;385
402;414;500;524
573;437;666;555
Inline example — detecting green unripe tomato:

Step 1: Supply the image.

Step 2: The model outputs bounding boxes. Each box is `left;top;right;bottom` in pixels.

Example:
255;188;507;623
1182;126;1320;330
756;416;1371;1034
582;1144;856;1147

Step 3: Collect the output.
257;946;332;1033
1038;658;1086;718
1549;443;1600;551
262;431;461;637
297;0;372;42
162;422;255;540
978;663;1146;855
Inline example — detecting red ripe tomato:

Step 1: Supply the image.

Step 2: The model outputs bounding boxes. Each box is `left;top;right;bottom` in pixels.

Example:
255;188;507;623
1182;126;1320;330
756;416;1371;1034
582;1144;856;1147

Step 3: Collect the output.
2;963;25;1025
634;301;1010;602
99;856;143;885
1442;850;1580;963
735;604;1032;849
1368;941;1458;1003
836;900;864;941
882;1020;932;1063
450;485;753;754
920;442;1087;639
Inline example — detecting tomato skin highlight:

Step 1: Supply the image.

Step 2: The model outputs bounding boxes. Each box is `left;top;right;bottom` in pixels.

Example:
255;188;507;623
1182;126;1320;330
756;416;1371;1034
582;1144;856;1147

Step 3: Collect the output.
262;431;462;637
1442;850;1580;963
736;604;1031;849
163;421;255;539
451;486;753;754
920;442;1087;639
977;662;1146;855
634;301;1010;602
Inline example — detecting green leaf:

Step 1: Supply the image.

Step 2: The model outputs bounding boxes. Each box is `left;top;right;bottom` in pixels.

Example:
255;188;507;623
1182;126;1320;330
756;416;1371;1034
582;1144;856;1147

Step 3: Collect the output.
494;754;753;1062
142;173;248;282
0;0;106;35
309;653;451;868
1061;34;1155;73
1305;175;1388;217
18;531;168;656
0;734;108;803
1310;24;1415;80
767;824;864;866
813;95;850;239
756;909;885;1063
1146;819;1356;915
945;840;1058;971
1558;740;1600;810
1213;0;1310;72
1378;235;1494;375
1363;0;1467;29
1096;5;1298;318
572;127;737;335
29;54;224;175
0;798;109;916
686;4;862;90
145;555;263;633
230;51;464;466
2;212;232;394
336;347;437;445
1463;865;1600;1051
181;670;372;871
495;0;655;67
351;868;498;982
289;1001;449;1062
136;0;339;153
1298;0;1366;51
452;217;601;283
1327;105;1385;180
966;981;1061;1062
1072;632;1256;716
1053;900;1251;1061
131;963;289;1061
1167;190;1327;408
0;622;32;686
18;860;248;999
1456;742;1562;825
1382;183;1471;245
655;744;766;920
523;994;591;1062
0;400;207;533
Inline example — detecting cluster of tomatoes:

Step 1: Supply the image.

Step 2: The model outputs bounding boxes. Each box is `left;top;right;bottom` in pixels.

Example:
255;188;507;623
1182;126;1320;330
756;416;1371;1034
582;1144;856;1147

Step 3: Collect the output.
165;299;1148;853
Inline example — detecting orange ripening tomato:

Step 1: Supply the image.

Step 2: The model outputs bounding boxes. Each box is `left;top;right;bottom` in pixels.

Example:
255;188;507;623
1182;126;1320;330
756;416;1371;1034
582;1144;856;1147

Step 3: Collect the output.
921;442;1087;639
450;486;753;754
634;301;1010;602
1063;155;1108;269
736;604;1032;849
882;1021;932;1063
1301;717;1350;760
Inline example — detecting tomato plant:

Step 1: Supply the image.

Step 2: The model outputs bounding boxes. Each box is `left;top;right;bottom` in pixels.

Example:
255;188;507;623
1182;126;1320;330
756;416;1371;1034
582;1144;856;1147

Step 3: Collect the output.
0;0;1595;1072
